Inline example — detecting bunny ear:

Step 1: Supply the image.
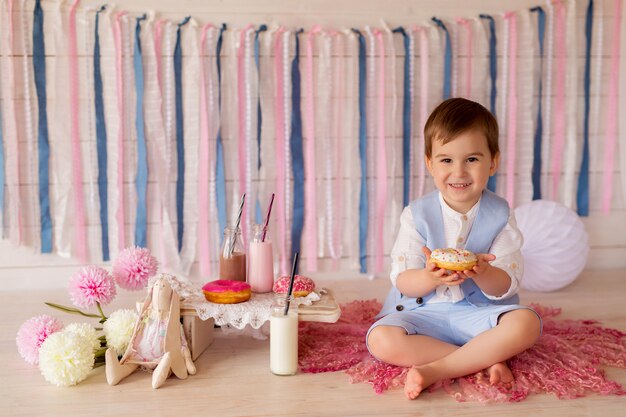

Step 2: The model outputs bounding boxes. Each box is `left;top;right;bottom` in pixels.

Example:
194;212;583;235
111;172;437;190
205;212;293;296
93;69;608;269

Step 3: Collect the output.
165;282;188;379
515;200;589;292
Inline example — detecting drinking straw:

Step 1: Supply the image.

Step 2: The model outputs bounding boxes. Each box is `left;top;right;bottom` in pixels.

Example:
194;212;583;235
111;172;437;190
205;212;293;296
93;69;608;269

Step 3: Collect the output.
283;252;299;316
229;193;246;255
261;193;275;242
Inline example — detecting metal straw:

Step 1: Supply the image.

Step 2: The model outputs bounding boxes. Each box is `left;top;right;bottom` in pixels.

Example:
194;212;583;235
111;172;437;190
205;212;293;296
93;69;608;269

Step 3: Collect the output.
283;252;299;316
228;193;246;256
261;193;275;242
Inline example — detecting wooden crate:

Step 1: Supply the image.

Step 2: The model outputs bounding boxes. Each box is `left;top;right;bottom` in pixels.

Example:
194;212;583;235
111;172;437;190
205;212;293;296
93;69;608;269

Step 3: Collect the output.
181;313;215;361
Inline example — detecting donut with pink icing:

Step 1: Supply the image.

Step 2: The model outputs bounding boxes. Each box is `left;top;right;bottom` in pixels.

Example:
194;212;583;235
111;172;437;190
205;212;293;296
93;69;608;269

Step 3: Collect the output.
273;275;316;297
202;279;251;304
429;248;478;271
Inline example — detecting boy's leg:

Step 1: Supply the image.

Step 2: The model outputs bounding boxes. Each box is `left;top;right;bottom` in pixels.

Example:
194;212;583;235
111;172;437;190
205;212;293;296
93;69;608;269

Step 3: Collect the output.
367;304;461;366
369;325;513;384
404;308;541;399
367;325;458;367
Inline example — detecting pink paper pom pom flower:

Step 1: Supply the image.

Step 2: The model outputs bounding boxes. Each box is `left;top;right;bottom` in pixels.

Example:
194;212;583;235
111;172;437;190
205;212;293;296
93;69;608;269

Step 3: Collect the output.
16;315;64;365
68;266;117;308
112;247;158;291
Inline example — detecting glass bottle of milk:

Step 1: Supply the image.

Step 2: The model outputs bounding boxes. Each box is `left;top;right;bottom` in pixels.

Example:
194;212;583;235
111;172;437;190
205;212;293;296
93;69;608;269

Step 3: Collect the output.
270;295;298;375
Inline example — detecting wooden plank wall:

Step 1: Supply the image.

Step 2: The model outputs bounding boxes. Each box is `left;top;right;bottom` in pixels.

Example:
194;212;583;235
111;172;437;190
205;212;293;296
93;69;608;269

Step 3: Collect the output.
0;0;624;289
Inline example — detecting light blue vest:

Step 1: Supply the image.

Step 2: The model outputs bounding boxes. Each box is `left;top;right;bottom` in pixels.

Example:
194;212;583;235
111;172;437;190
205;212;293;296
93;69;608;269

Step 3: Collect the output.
377;189;519;318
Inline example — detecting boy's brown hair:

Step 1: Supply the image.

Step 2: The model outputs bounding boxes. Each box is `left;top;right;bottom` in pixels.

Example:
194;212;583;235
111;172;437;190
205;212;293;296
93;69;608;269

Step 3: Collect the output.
423;98;499;159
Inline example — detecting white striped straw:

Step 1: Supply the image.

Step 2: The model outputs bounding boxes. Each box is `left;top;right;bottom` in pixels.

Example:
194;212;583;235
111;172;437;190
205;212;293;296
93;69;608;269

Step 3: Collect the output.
229;193;246;255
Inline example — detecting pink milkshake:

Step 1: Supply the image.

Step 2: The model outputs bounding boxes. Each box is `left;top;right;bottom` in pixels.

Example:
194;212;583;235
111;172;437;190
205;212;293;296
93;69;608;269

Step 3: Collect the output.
248;224;274;293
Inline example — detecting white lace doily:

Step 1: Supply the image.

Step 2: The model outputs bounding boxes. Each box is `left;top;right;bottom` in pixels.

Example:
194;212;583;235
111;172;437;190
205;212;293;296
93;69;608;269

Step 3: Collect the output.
148;274;320;330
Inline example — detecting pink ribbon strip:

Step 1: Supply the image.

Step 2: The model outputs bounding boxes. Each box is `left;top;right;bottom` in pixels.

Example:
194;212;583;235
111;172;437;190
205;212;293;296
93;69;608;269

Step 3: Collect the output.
457;18;473;98
304;26;321;271
504;12;518;207
602;0;623;212
374;30;387;273
330;31;344;264
551;1;566;200
69;0;88;261
198;24;215;277
417;27;428;198
152;19;166;269
274;27;287;275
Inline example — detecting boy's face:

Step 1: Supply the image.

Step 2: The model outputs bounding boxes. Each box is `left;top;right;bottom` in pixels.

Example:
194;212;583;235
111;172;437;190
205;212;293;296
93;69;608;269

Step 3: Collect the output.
425;129;499;214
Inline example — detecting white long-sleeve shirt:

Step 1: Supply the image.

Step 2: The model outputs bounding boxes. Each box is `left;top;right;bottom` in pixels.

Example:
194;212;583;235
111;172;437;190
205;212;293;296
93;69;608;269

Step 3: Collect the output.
389;192;524;303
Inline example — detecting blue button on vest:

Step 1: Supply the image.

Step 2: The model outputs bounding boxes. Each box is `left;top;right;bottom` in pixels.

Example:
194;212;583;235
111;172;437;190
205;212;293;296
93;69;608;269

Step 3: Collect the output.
377;189;519;318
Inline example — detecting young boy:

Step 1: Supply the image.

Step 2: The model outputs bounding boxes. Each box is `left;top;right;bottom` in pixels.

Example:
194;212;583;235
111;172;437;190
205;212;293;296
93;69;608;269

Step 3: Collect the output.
366;98;542;400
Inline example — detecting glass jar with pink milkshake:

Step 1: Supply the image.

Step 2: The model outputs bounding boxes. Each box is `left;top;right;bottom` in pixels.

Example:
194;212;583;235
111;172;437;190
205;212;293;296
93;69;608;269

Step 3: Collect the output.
247;224;274;293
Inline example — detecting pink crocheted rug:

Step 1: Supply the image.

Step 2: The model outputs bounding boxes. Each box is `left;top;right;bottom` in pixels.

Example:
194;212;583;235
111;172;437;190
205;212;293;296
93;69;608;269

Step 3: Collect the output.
298;300;626;402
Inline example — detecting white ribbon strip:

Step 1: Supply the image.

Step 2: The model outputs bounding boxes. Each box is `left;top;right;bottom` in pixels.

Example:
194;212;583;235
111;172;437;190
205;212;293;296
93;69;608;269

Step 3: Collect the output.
81;6;100;260
590;0;604;206
365;26;375;274
49;0;73;257
515;11;536;206
144;17;180;271
19;0;38;249
343;29;359;270
562;0;579;209
382;21;399;247
180;19;200;274
1;0;23;245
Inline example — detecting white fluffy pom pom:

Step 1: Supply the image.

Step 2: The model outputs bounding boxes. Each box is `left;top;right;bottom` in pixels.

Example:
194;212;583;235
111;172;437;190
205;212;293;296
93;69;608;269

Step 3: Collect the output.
514;200;589;292
103;309;138;355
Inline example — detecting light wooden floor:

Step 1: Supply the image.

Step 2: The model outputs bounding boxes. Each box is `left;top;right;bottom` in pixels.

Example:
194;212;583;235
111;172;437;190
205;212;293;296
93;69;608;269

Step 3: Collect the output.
2;269;626;417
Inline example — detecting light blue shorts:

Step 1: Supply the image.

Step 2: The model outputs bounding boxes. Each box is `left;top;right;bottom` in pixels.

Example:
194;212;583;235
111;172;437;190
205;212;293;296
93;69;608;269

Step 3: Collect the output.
366;300;541;349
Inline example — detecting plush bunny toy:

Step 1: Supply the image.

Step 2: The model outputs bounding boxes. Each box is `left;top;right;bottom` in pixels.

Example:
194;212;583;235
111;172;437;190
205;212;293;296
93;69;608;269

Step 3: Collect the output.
105;275;196;388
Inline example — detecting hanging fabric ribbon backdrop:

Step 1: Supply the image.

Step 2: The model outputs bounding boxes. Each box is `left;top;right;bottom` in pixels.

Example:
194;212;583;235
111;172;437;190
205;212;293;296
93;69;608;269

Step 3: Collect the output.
0;0;623;276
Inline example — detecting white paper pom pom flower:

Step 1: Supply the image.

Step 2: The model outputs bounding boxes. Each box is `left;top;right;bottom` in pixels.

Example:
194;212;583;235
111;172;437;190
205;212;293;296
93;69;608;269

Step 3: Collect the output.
64;323;101;352
38;331;95;387
103;309;138;355
514;200;589;292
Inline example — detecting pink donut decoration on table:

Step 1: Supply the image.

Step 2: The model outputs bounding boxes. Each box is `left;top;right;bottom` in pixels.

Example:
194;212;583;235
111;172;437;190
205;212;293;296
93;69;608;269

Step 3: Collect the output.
202;280;251;304
273;275;316;297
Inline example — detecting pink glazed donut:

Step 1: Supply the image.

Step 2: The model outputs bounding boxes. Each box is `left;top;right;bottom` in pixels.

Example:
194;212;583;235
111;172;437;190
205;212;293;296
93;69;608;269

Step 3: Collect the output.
202;280;251;304
273;275;316;297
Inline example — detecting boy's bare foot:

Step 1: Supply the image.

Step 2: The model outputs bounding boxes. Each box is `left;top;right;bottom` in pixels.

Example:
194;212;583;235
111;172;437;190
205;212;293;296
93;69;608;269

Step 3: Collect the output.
404;365;437;400
483;362;514;385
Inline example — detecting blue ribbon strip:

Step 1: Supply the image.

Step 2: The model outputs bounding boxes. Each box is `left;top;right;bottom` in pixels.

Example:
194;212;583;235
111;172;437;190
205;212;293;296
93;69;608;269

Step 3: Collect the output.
393;27;411;207
93;6;109;261
254;24;267;225
216;23;227;242
577;0;594;216
174;16;190;252
431;17;452;100
33;0;53;253
290;29;305;262
480;14;498;193
352;29;368;273
530;7;546;201
134;15;148;247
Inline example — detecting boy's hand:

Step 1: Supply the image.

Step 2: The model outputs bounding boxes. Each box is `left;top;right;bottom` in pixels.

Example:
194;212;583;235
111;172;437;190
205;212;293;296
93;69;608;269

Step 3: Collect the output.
421;247;466;286
456;253;496;279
